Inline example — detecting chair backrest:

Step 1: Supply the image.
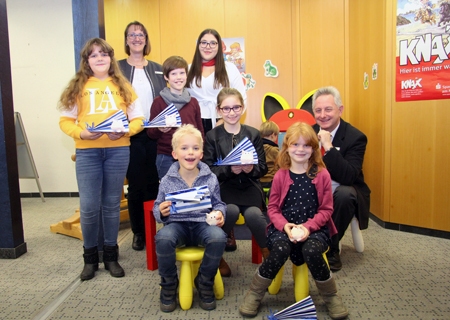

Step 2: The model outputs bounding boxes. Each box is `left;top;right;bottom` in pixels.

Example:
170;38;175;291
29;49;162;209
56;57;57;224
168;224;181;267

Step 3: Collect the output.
261;91;317;133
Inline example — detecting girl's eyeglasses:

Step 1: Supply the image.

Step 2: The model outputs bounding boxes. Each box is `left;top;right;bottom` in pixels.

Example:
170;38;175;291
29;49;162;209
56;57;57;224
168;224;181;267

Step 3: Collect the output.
220;105;242;114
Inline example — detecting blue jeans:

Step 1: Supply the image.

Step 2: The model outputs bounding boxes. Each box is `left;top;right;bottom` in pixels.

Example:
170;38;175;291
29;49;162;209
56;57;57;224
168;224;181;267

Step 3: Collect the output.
155;222;227;279
75;147;129;249
156;154;175;180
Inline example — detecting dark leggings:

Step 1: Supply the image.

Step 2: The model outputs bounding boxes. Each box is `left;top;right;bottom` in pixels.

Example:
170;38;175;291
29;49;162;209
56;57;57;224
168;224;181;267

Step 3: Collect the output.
259;238;330;281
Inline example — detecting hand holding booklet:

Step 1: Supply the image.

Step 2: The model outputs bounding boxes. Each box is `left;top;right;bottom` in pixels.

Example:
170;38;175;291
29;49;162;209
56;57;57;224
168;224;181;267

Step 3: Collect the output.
165;185;212;214
86;110;129;133
143;103;182;128
214;136;258;166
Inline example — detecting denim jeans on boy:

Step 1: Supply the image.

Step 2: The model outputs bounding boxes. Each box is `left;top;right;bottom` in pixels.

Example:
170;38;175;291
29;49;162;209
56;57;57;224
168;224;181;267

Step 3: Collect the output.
156;153;175;180
76;147;129;249
156;222;227;279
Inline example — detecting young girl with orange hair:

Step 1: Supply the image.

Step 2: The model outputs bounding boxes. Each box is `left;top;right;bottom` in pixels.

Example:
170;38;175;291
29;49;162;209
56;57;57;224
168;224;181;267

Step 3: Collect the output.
239;122;348;320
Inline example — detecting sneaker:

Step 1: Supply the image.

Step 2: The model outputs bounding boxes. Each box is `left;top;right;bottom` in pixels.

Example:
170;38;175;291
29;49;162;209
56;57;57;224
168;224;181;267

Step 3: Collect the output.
160;277;178;312
194;274;216;310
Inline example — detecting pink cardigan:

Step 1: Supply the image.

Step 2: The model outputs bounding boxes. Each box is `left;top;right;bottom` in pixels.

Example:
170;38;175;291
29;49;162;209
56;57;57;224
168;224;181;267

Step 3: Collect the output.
267;168;337;237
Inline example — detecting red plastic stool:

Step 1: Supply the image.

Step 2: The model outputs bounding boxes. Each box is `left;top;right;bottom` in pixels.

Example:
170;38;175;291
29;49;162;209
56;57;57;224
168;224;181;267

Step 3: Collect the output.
143;200;158;270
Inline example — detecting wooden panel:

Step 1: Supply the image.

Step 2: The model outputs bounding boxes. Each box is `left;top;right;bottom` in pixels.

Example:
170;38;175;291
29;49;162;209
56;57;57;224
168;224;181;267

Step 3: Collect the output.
104;0;162;62
224;0;295;127
105;0;296;129
390;100;450;231
347;0;387;222
159;0;225;61
298;0;345;106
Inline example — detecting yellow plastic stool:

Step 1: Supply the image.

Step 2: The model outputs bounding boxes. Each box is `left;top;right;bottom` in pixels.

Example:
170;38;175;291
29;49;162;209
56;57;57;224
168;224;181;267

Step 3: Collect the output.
263;187;270;205
236;213;245;225
268;249;329;302
175;247;224;310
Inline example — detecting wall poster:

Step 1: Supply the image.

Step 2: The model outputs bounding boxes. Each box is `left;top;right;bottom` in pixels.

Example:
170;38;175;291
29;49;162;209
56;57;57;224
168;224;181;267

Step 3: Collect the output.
396;0;450;101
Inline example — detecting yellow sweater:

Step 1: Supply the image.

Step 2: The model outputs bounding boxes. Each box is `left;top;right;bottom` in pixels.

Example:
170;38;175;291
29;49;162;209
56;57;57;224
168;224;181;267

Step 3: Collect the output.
59;77;144;149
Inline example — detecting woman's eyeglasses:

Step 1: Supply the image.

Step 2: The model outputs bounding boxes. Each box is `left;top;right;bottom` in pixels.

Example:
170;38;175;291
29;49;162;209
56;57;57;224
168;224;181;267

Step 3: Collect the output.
199;41;218;48
127;33;146;40
220;105;242;114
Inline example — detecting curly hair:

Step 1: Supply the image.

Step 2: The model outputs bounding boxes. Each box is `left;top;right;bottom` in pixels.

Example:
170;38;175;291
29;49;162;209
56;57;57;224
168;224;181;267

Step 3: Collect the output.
58;38;133;111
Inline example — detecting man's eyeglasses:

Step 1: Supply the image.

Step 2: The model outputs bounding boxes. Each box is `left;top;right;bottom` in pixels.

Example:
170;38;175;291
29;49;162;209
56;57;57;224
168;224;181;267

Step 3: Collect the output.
199;41;218;49
220;105;242;114
127;33;146;40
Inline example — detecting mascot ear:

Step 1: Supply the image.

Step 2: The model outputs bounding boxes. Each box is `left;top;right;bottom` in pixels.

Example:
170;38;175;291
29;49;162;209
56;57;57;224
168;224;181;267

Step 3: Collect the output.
261;93;290;122
295;89;317;116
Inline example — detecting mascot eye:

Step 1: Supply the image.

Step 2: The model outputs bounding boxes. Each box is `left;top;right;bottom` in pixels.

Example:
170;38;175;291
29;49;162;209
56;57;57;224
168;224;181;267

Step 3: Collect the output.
288;111;294;119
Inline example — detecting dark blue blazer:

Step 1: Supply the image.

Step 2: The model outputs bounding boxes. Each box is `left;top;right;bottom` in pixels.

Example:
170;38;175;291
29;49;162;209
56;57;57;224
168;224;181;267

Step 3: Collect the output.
313;119;371;229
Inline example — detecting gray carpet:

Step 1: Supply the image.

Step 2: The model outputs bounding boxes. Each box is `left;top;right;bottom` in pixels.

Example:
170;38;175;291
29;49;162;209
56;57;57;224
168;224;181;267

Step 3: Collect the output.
1;198;450;320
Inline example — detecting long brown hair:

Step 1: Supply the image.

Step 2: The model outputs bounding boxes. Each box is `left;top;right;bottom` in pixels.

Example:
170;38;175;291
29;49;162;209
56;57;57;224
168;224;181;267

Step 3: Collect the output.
186;29;229;90
58;38;133;111
277;122;325;178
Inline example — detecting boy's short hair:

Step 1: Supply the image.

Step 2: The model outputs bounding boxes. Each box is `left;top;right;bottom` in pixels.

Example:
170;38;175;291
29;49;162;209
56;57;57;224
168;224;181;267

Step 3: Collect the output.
172;124;203;150
163;56;188;78
259;120;280;137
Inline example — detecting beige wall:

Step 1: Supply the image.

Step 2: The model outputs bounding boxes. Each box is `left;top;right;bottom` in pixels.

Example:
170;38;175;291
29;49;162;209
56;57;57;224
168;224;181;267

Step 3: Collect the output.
105;0;309;128
103;0;450;232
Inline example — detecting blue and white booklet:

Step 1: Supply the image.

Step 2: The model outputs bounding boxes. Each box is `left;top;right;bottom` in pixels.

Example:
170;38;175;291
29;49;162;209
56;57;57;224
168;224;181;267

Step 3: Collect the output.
214;136;258;166
266;295;317;320
86;110;129;133
165;185;212;214
143;103;182;128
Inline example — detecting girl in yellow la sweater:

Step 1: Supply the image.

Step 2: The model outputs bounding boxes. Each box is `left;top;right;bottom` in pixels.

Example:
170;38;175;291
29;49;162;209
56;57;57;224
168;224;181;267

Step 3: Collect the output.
58;38;144;281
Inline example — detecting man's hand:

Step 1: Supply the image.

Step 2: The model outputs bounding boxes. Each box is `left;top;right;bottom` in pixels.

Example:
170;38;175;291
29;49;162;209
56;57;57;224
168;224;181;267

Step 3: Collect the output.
318;129;333;151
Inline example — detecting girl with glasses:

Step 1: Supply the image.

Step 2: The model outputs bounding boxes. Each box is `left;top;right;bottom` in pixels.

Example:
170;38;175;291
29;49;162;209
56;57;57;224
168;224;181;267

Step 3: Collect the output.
203;88;268;278
118;21;166;252
186;29;247;134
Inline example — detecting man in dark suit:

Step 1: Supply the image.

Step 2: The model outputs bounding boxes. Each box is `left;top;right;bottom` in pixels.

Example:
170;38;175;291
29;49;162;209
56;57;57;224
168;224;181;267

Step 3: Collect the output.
312;86;371;272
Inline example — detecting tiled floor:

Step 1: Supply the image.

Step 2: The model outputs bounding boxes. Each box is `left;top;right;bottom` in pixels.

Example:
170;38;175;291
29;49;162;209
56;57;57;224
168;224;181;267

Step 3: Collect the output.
1;197;450;320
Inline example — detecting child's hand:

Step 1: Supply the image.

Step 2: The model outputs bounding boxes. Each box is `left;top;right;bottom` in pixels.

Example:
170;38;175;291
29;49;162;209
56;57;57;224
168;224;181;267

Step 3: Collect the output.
294;225;309;242
80;129;104;140
158;127;171;133
214;211;224;227
284;223;309;243
159;201;172;217
106;132;125;140
231;165;243;174
284;223;297;240
241;164;253;173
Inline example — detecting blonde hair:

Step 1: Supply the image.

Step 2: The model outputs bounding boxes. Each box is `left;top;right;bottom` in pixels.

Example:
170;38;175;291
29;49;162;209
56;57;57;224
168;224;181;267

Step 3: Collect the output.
172;124;203;151
277;122;325;178
58;38;133;111
260;120;280;138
